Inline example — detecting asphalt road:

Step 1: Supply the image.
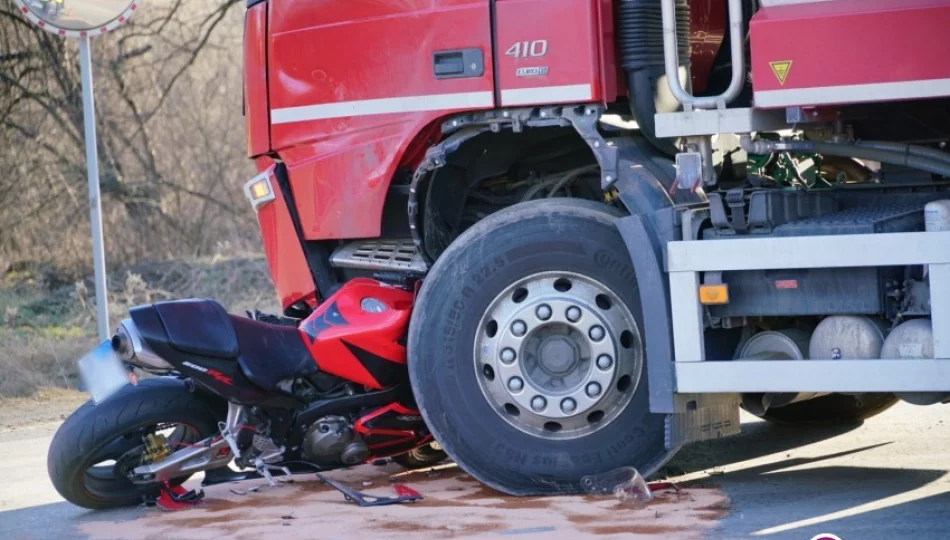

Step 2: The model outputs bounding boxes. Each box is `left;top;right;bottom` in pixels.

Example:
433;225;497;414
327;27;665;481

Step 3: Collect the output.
1;401;948;539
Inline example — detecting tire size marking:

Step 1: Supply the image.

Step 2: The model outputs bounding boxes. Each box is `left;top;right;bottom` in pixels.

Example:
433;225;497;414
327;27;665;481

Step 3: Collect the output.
471;256;507;287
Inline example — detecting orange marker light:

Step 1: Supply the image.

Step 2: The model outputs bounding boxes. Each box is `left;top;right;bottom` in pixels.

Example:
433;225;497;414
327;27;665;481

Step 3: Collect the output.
243;172;276;211
699;284;729;305
250;180;270;200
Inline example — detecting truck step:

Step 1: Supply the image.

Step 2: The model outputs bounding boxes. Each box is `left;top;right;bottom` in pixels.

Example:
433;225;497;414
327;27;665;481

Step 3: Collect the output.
330;239;428;273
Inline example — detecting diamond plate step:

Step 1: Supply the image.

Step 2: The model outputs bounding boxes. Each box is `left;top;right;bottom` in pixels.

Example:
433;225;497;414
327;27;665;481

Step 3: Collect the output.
330;239;428;273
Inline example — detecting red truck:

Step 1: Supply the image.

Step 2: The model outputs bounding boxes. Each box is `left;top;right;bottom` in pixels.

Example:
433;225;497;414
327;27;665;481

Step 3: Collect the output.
49;0;950;508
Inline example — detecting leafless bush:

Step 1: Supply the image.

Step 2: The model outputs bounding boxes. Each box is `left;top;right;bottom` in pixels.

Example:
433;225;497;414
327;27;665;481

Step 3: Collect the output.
0;0;255;274
0;254;277;397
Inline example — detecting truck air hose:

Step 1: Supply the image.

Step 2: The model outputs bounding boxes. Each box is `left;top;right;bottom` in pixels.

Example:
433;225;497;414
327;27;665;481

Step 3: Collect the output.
618;0;690;154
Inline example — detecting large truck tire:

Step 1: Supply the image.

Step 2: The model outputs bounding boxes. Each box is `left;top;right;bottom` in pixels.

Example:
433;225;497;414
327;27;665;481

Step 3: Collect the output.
48;378;220;509
408;199;673;495
749;393;899;425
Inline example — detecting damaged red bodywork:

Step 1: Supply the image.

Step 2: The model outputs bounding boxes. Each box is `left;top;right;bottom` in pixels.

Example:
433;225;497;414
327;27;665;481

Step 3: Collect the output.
243;0;725;311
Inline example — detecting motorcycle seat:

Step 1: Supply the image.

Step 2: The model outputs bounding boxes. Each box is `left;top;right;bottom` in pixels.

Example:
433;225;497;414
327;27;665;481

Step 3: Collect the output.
131;299;320;396
152;299;239;359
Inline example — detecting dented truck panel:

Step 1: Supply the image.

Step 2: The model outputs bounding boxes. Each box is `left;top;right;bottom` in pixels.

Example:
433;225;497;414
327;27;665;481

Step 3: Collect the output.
265;0;496;241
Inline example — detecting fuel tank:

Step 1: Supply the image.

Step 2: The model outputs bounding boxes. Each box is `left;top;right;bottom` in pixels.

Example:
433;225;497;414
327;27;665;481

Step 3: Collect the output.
298;278;414;389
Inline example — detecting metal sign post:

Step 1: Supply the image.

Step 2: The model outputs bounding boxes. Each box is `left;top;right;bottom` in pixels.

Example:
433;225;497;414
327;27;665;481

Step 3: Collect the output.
13;0;142;340
78;36;110;340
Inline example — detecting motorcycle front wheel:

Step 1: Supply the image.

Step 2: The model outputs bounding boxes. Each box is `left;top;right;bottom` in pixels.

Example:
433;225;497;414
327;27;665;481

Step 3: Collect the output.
47;378;220;509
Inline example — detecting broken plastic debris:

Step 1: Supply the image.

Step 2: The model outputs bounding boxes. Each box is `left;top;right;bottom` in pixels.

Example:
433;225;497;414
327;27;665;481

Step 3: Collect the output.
581;467;654;505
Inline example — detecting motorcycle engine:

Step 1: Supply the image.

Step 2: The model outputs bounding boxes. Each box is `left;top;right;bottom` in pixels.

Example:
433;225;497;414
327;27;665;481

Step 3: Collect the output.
302;416;369;465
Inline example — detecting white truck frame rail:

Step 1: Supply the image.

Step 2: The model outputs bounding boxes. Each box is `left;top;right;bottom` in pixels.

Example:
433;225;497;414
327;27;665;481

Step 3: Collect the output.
668;231;950;393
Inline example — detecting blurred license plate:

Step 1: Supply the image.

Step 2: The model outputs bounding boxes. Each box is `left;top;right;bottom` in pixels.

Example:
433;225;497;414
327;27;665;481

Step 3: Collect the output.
78;341;130;404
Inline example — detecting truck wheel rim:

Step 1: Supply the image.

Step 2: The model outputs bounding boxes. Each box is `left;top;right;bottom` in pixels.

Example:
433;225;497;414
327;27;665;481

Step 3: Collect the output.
474;271;642;440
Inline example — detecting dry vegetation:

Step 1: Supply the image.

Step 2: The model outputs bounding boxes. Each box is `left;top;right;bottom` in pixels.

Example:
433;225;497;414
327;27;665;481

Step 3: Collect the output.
0;1;277;398
1;255;279;397
0;0;255;268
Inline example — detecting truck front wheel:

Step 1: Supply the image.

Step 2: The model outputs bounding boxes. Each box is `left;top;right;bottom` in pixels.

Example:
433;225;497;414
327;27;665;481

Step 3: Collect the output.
408;199;673;495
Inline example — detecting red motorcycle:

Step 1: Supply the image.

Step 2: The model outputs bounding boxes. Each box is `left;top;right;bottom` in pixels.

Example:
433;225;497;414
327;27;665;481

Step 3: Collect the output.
48;278;443;509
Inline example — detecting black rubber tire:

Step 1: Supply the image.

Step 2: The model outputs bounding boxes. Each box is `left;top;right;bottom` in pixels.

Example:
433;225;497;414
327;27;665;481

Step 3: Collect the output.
408;199;672;496
47;378;220;510
391;443;448;469
750;393;900;425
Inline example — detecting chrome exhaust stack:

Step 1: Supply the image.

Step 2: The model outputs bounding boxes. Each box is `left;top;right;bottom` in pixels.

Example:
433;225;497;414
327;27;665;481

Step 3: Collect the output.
111;319;174;372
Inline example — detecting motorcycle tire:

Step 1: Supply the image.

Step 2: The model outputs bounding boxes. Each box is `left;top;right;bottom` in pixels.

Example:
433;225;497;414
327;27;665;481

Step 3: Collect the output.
48;378;220;510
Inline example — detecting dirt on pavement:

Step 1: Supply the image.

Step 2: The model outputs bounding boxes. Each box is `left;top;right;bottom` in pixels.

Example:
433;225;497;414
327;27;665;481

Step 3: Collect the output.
77;464;728;540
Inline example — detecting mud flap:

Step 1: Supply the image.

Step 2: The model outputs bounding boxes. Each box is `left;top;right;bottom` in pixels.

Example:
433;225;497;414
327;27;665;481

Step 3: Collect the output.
616;213;677;415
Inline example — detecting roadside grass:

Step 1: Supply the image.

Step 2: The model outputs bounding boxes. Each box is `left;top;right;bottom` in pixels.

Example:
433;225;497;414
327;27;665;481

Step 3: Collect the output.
0;255;279;398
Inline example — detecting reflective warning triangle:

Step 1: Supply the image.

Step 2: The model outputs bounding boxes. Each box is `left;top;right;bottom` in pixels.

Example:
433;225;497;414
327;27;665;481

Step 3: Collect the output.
769;61;792;85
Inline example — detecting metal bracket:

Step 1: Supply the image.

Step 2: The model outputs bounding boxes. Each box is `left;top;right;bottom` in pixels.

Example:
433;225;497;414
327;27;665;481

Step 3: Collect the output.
564;105;619;190
316;473;423;507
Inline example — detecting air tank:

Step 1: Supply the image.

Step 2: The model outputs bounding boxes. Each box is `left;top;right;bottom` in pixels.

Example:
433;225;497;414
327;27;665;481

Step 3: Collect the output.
924;200;950;232
880;318;948;405
808;315;887;361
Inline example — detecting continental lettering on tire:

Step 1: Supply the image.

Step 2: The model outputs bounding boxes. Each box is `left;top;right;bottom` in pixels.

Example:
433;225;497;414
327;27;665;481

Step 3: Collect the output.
605;427;646;458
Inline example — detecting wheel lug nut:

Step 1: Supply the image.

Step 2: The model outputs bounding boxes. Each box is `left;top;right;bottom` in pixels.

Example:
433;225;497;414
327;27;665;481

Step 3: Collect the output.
500;348;517;364
508;377;524;392
586;382;602;398
536;304;552;321
561;398;577;414
589;325;605;341
566;306;582;322
511;320;527;336
596;354;613;370
531;396;547;411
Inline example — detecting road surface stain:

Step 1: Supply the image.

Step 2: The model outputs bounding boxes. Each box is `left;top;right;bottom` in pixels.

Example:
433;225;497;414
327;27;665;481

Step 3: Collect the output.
78;463;728;539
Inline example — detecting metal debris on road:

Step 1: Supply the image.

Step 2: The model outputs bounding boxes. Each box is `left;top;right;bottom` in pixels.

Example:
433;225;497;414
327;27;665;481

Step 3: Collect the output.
317;473;423;507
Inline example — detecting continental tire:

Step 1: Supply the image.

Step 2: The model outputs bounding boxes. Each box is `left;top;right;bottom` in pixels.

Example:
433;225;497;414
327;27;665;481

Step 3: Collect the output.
408;199;672;495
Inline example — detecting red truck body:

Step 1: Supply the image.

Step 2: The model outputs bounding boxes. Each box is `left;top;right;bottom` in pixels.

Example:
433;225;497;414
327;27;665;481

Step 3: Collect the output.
243;0;726;309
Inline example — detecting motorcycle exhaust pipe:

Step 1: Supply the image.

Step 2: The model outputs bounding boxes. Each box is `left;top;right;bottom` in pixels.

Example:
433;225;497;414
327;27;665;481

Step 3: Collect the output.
111;319;174;372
